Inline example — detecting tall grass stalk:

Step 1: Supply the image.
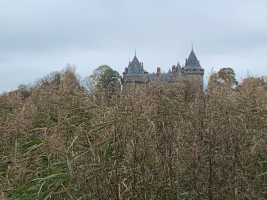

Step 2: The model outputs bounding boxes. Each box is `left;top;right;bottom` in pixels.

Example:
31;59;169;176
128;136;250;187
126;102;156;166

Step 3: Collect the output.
0;71;267;199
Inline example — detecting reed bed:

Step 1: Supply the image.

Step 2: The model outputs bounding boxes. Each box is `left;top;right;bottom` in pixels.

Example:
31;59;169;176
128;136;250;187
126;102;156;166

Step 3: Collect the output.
0;70;266;199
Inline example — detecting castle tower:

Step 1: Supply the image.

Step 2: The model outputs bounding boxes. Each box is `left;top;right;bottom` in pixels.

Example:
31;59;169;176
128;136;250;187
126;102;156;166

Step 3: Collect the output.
183;49;204;88
123;52;148;89
122;48;205;91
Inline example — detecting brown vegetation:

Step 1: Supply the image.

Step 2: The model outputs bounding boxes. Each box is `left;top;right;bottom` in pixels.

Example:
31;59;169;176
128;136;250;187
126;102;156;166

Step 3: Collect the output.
0;68;267;199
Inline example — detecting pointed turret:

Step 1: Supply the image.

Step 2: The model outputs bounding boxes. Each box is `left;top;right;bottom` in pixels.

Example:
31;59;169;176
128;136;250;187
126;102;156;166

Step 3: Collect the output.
122;48;205;90
184;49;204;71
132;55;140;66
176;63;182;74
123;51;145;77
123;51;149;87
183;48;204;88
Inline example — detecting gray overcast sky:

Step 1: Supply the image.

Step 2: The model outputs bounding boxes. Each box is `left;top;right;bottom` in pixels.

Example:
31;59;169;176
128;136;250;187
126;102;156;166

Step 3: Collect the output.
0;0;266;92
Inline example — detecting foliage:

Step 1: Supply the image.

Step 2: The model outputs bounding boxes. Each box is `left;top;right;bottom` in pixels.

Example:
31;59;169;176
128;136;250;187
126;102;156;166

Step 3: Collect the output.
208;67;238;90
0;68;267;199
83;65;121;101
95;67;121;99
217;67;239;86
236;76;267;92
83;65;112;93
17;84;31;100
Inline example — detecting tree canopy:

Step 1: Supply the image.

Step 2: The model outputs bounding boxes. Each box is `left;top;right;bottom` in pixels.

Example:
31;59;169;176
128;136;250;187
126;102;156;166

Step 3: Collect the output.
84;65;121;99
217;68;239;86
236;76;267;92
208;68;238;90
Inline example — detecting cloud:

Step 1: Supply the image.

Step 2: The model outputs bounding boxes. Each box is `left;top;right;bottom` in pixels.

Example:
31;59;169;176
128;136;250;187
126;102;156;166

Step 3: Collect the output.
0;0;267;92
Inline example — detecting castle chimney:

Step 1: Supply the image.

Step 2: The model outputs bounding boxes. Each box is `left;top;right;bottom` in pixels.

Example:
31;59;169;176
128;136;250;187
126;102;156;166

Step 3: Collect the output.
123;67;128;76
156;67;161;77
172;65;176;75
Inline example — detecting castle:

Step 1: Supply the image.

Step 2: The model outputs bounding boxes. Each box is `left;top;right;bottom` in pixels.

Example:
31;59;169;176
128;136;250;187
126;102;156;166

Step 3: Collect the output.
122;48;204;89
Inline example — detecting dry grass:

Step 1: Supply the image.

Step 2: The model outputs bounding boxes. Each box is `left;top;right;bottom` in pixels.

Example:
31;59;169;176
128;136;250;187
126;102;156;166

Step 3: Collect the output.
0;70;267;199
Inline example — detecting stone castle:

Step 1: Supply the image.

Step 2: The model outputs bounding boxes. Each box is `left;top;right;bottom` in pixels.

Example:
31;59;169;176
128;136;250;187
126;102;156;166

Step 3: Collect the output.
122;48;204;89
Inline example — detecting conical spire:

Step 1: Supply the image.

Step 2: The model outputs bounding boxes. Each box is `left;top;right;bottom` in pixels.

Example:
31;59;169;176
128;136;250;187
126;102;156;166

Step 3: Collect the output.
126;50;144;76
184;48;204;71
188;49;197;61
132;54;140;63
132;48;141;65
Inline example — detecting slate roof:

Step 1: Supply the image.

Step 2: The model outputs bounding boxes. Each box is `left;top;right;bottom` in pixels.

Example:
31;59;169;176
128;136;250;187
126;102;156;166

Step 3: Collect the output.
184;50;204;71
125;54;145;76
123;49;204;83
175;63;183;75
